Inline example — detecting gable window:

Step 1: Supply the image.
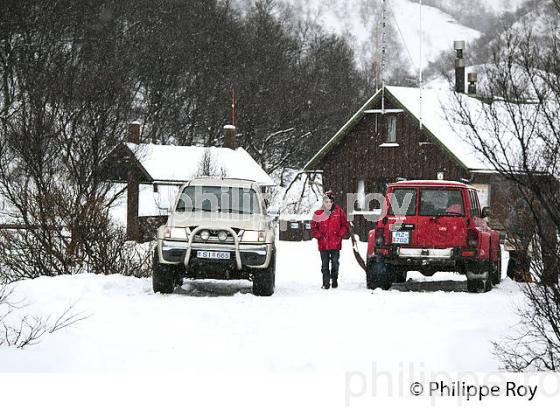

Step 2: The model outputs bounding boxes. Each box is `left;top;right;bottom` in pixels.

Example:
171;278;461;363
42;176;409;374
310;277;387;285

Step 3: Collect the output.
387;116;397;143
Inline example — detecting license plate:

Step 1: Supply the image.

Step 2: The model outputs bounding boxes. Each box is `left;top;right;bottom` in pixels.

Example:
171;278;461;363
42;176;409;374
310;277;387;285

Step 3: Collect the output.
196;251;230;260
392;231;410;244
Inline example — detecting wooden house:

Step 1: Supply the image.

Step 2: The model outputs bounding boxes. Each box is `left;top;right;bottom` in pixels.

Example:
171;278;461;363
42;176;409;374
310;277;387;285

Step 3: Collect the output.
303;85;515;241
103;124;275;242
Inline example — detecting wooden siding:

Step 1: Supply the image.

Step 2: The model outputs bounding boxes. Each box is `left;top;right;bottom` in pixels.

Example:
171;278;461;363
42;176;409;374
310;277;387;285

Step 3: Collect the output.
316;93;472;240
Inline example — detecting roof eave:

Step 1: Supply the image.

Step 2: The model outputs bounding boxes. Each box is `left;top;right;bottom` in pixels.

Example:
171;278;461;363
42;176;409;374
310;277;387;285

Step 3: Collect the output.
303;88;383;170
383;87;474;172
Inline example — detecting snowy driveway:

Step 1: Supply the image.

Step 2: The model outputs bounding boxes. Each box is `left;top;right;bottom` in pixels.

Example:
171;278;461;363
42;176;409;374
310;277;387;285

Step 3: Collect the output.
0;240;524;373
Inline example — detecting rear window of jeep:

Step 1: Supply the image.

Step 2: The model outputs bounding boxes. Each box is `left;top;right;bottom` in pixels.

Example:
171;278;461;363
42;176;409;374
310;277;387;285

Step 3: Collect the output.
388;188;417;216
419;189;464;216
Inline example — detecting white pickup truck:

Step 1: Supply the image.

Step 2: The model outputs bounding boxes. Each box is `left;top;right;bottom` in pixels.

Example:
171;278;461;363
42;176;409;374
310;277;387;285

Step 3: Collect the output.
153;178;276;296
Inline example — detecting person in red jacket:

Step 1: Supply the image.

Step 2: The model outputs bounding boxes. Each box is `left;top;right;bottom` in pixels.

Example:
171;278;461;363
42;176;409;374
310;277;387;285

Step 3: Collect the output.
311;190;349;289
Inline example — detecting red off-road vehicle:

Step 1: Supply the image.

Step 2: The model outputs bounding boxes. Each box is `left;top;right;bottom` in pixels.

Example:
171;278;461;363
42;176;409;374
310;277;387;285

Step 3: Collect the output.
366;180;502;293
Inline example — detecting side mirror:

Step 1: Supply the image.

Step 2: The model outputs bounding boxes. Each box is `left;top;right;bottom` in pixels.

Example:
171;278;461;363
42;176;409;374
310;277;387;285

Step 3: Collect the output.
481;207;491;219
157;197;171;212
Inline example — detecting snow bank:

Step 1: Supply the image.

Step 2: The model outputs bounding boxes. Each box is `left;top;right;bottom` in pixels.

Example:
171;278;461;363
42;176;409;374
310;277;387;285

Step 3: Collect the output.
0;240;524;373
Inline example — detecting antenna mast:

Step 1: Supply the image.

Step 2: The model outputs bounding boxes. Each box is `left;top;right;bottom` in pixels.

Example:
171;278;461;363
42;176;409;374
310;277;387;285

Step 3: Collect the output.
381;0;387;114
419;0;423;129
230;89;236;127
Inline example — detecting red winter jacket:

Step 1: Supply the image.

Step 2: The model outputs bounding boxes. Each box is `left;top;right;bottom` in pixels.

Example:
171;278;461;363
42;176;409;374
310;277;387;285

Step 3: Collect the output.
311;204;349;251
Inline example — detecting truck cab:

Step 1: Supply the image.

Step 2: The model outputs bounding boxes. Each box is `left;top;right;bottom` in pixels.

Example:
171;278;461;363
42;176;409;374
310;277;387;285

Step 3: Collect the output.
367;180;501;292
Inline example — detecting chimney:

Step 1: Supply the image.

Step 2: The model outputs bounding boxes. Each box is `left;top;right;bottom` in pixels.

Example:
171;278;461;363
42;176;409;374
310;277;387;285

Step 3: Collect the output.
454;40;465;93
467;72;477;95
126;121;141;241
128;121;141;143
223;125;236;149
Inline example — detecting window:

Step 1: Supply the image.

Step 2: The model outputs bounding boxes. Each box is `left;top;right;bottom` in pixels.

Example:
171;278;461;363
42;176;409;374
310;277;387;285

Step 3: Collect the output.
357;180;365;210
471;184;490;208
468;190;480;218
388;188;417;216
387;116;397;143
176;186;261;214
419;189;464;216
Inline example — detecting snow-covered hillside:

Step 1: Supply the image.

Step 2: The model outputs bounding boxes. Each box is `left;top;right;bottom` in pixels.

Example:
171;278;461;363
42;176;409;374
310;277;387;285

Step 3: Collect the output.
0;239;521;372
430;0;528;14
233;0;530;73
389;0;479;71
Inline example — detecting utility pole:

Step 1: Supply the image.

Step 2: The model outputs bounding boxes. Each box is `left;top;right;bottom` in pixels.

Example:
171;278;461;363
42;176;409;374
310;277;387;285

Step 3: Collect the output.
381;0;386;114
419;0;423;129
231;88;236;128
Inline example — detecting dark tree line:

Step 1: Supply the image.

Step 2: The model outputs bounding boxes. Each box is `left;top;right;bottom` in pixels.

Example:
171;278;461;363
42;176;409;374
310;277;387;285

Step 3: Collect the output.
126;0;371;172
0;0;371;280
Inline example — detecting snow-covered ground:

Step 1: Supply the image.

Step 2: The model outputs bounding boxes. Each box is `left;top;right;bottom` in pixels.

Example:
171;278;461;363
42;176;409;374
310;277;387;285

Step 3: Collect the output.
0;239;524;373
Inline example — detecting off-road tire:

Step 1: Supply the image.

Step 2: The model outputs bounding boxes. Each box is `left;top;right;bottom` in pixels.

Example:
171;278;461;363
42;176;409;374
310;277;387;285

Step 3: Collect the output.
366;262;376;289
253;250;276;296
491;249;502;286
152;249;180;294
366;259;393;290
467;277;493;293
467;279;481;293
465;259;493;293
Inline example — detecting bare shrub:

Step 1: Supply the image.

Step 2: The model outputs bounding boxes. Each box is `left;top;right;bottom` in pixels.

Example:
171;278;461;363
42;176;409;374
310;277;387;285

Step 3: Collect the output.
449;2;560;370
84;224;153;278
493;279;560;371
0;284;86;348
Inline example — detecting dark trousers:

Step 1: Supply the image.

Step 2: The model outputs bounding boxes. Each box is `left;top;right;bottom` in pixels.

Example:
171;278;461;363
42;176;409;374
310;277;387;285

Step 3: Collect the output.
320;250;340;286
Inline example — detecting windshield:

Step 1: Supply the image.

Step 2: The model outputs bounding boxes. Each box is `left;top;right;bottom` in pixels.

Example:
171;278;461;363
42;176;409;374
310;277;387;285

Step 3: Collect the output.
419;189;464;216
175;186;262;214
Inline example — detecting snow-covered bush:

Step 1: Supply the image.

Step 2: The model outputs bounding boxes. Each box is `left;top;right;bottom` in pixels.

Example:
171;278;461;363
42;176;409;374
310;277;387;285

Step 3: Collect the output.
0;284;85;348
81;222;153;278
0;217;152;282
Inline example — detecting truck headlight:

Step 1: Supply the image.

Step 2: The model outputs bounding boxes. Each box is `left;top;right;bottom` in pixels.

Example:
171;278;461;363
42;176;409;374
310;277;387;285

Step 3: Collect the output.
218;230;228;241
200;230;210;241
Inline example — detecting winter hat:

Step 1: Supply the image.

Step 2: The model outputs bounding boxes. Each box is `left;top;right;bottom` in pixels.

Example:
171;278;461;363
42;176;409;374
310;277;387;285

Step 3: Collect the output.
323;190;335;200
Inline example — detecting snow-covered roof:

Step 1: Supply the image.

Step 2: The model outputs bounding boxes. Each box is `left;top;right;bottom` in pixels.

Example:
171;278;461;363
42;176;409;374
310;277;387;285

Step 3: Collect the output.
386;86;493;170
127;143;275;187
303;85;497;172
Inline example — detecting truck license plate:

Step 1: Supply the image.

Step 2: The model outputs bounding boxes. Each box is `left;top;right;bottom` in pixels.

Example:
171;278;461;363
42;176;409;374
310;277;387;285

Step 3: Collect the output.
392;231;410;244
197;251;231;260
